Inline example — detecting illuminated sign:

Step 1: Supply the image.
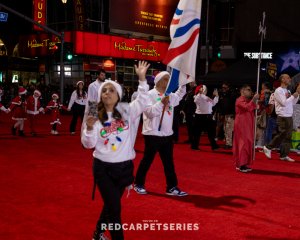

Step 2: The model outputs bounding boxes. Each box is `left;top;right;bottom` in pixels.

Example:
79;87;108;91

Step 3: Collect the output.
109;0;178;38
114;42;160;57
73;31;169;61
74;0;85;30
33;0;47;31
27;38;61;50
0;12;8;22
19;34;61;57
17;31;169;60
244;52;273;59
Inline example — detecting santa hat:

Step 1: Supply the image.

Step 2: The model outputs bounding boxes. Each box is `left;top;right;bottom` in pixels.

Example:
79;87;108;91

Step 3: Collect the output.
195;85;207;95
76;81;84;86
52;93;59;99
18;87;27;95
98;80;122;103
154;71;170;85
34;90;41;97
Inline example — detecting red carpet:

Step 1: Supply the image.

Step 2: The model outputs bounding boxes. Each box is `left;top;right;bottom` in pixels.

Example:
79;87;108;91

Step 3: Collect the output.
0;112;300;240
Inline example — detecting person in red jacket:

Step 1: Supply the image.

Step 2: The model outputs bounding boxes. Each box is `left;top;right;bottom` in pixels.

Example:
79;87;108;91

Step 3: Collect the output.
26;90;44;136
46;93;67;135
8;87;27;136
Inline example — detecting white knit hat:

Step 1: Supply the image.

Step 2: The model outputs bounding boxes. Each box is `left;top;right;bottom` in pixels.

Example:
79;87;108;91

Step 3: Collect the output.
154;71;170;85
76;81;84;86
98;80;122;103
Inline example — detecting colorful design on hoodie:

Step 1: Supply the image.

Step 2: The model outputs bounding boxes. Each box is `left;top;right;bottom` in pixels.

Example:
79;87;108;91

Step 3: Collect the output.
99;119;129;151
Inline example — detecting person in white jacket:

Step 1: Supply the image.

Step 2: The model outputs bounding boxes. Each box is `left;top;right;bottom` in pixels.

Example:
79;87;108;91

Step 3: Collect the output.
191;85;219;151
81;61;150;240
67;81;87;135
134;71;188;197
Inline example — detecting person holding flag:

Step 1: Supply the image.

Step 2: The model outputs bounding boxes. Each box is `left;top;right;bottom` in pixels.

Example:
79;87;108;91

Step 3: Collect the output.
134;0;202;196
134;71;187;196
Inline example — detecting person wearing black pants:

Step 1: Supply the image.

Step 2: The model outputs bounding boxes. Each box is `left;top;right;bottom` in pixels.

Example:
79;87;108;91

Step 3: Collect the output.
191;114;219;150
93;159;133;240
67;81;87;135
135;135;177;189
191;85;219;151
134;71;188;197
182;81;197;143
81;61;150;240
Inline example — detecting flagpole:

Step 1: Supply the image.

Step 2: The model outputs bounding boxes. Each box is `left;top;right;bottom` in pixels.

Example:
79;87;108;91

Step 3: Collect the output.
205;0;210;75
158;98;168;131
253;12;266;160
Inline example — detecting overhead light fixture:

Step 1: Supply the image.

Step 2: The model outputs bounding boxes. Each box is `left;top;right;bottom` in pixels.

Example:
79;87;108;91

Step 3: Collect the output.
61;0;67;4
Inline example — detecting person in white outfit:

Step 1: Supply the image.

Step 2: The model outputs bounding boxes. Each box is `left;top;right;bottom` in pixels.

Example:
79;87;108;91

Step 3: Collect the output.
85;69;106;115
191;85;219;151
67;81;87;134
81;61;150;240
263;74;300;162
134;71;188;197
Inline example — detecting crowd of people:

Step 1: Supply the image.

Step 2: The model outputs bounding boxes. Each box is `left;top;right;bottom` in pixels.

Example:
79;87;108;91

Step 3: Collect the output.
1;64;300;239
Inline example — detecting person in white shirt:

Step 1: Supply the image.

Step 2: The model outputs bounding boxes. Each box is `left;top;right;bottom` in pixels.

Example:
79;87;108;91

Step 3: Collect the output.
134;71;188;197
263;74;300;162
81;61;150;240
191;84;219;151
67;81;87;135
85;69;106;114
130;90;138;102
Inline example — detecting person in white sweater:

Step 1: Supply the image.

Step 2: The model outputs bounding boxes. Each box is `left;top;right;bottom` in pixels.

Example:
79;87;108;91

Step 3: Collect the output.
263;74;300;162
81;61;150;240
191;84;219;151
67;81;87;135
134;71;188;197
85;69;106;115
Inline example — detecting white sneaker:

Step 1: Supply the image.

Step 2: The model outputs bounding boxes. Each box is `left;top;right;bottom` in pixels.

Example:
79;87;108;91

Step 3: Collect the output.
134;185;147;195
51;130;55;135
280;156;295;162
263;146;271;159
166;187;188;197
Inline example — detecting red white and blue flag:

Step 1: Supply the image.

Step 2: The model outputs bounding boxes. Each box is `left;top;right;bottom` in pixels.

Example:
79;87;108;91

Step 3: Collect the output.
163;0;202;95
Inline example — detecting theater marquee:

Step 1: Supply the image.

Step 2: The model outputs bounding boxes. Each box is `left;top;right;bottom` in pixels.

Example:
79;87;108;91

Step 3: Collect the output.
109;0;178;39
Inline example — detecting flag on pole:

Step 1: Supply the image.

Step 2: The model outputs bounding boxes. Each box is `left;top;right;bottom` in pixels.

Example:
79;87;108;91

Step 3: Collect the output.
163;0;202;95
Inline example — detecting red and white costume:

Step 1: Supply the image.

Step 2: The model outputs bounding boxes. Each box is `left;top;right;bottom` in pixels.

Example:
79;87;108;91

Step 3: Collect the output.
9;96;27;120
26;90;44;134
46;94;67;125
8;87;27;136
27;92;43;115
